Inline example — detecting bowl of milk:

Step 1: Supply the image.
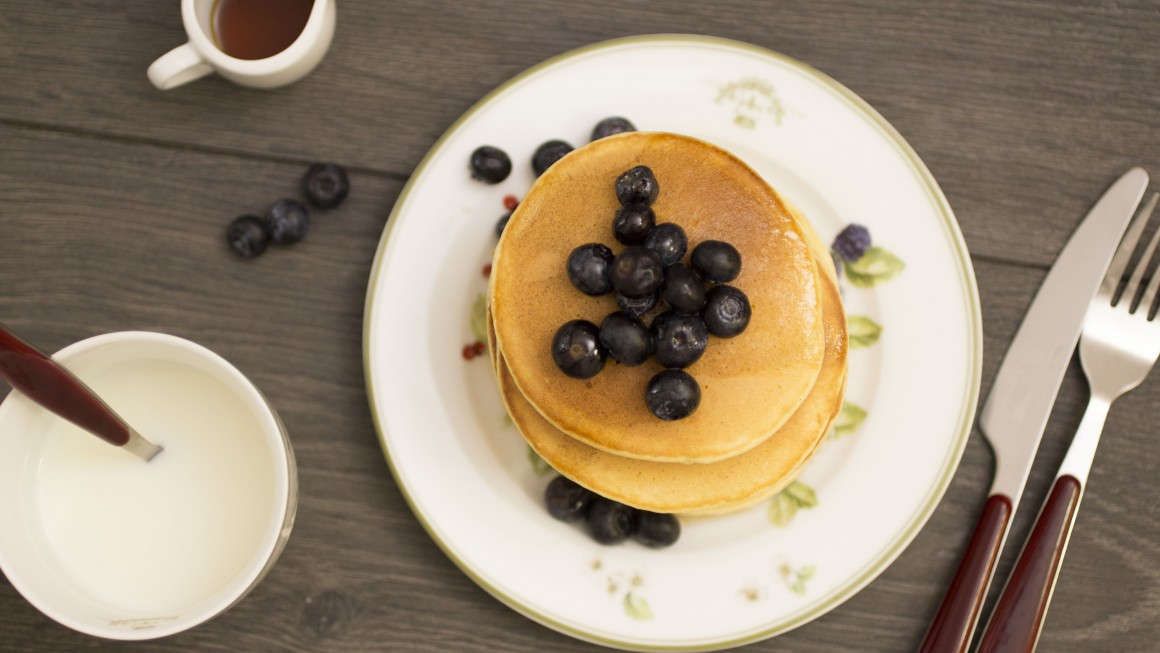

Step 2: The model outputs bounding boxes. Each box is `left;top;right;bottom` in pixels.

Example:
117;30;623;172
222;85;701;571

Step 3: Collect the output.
0;331;296;639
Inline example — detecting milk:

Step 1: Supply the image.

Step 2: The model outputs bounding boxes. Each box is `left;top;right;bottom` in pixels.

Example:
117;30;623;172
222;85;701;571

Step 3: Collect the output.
33;357;279;614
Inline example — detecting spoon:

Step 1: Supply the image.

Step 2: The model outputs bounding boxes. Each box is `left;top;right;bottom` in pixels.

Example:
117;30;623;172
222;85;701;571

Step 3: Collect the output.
0;324;162;461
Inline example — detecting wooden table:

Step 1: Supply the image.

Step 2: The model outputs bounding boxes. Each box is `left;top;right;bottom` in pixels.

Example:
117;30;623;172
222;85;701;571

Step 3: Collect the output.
2;2;1158;650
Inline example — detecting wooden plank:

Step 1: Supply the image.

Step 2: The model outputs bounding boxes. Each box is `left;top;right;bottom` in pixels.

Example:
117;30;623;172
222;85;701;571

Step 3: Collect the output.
1;125;1157;651
1;1;1158;267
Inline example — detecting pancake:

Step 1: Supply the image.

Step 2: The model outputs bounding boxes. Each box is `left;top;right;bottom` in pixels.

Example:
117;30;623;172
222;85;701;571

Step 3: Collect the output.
490;132;825;463
496;263;846;514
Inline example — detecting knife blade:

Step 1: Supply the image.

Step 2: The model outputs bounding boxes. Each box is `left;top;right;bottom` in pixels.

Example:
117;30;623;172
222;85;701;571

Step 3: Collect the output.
920;167;1149;653
980;167;1148;503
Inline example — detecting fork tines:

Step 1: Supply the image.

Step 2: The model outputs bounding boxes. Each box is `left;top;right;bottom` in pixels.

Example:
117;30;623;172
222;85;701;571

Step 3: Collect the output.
1105;192;1160;317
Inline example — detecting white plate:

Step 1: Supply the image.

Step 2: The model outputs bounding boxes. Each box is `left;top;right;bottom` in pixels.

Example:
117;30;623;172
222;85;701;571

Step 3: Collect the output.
364;35;981;651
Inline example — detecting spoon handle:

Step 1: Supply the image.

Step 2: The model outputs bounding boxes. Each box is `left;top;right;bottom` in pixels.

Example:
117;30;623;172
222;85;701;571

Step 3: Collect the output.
0;324;159;460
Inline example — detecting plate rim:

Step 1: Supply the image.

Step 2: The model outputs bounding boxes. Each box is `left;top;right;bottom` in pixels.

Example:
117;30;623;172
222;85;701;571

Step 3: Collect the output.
362;33;983;652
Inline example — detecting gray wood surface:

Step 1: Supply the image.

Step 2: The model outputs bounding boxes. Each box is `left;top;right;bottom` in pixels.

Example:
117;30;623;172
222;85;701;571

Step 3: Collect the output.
1;1;1158;651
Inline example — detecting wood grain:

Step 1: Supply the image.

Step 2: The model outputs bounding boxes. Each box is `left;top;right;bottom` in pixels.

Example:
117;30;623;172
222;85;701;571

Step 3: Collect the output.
0;2;1158;651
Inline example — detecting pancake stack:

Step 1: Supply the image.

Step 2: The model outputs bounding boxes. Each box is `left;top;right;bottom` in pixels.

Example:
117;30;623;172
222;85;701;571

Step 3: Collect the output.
488;132;847;515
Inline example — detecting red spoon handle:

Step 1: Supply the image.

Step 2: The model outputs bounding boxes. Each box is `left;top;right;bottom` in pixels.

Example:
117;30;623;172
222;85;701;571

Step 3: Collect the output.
0;325;131;446
919;493;1013;653
977;475;1083;653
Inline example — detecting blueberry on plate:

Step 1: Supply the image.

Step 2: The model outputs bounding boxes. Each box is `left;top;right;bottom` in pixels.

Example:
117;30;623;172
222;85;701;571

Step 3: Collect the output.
615;166;659;206
643;223;687;267
610;247;664;298
599;311;653;366
634;511;681;548
591;116;636;141
469;145;512;184
651;311;709;369
616;291;658;317
566;243;615;296
551;320;606;378
703;285;751;337
645;369;701;420
690;240;741;282
301;163;350;209
661;263;707;314
613;204;655;245
586;498;638;544
225;215;270;259
264;198;310;245
832;223;872;262
545;476;595;522
532;140;574;176
495;213;511;239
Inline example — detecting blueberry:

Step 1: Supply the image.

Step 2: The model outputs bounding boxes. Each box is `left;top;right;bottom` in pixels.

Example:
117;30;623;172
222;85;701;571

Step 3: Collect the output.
651;312;709;369
545;476;594;522
610;247;664;298
469;146;512;184
613;204;655;245
551;320;606;378
532;140;573;176
225;215;270;259
591;116;636;141
599;311;653;366
661;263;707;314
586;498;638;544
566;243;614;296
690;240;741;282
634;512;681;548
616;291;658;317
645;369;701;420
495;213;511;239
643;223;687;267
703;285;752;338
301;163;350;209
615;166;659;206
832;223;872;262
264;198;310;245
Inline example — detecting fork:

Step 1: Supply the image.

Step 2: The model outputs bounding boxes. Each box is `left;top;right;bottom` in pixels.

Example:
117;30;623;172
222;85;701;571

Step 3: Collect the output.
977;192;1160;652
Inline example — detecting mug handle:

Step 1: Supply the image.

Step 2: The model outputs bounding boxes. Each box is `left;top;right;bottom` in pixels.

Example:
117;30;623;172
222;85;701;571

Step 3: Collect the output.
147;43;213;90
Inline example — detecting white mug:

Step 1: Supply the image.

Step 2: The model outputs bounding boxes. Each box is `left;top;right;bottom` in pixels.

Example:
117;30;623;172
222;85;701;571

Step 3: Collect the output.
147;0;336;91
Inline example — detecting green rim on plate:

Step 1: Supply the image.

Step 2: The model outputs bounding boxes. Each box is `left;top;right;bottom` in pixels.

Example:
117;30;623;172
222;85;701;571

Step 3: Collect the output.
362;34;982;652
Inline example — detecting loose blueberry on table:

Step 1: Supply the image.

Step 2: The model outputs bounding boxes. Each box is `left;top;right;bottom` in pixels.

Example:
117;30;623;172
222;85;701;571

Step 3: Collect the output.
531;140;574;176
226;214;270;259
590;116;636;141
265;198;310;245
469;145;512;184
301;162;350;209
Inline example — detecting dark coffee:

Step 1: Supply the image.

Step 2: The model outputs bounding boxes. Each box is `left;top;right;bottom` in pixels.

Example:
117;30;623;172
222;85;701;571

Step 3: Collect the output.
212;0;314;60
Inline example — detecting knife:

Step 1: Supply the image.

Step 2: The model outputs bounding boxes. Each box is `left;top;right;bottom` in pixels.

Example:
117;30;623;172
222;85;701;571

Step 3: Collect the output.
918;167;1149;653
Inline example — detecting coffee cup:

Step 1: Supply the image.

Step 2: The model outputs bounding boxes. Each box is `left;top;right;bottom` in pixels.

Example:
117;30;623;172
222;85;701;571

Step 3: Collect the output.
147;0;335;91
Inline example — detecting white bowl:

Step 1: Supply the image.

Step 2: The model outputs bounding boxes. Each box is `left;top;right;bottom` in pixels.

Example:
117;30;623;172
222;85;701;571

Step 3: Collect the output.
0;331;296;639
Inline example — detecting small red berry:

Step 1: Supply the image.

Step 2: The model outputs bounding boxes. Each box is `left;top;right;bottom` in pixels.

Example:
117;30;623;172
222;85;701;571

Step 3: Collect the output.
482;263;492;277
473;341;486;355
503;195;519;211
462;345;475;360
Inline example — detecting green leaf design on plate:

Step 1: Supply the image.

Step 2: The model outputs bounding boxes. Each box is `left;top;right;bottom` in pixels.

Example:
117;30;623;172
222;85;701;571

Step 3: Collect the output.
843;247;905;287
848;315;882;349
781;564;816;595
527;446;552;477
798;565;816;581
623;592;653;621
833;402;868;437
768;491;799;526
470;293;488;344
784;481;817;508
769;481;817;526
